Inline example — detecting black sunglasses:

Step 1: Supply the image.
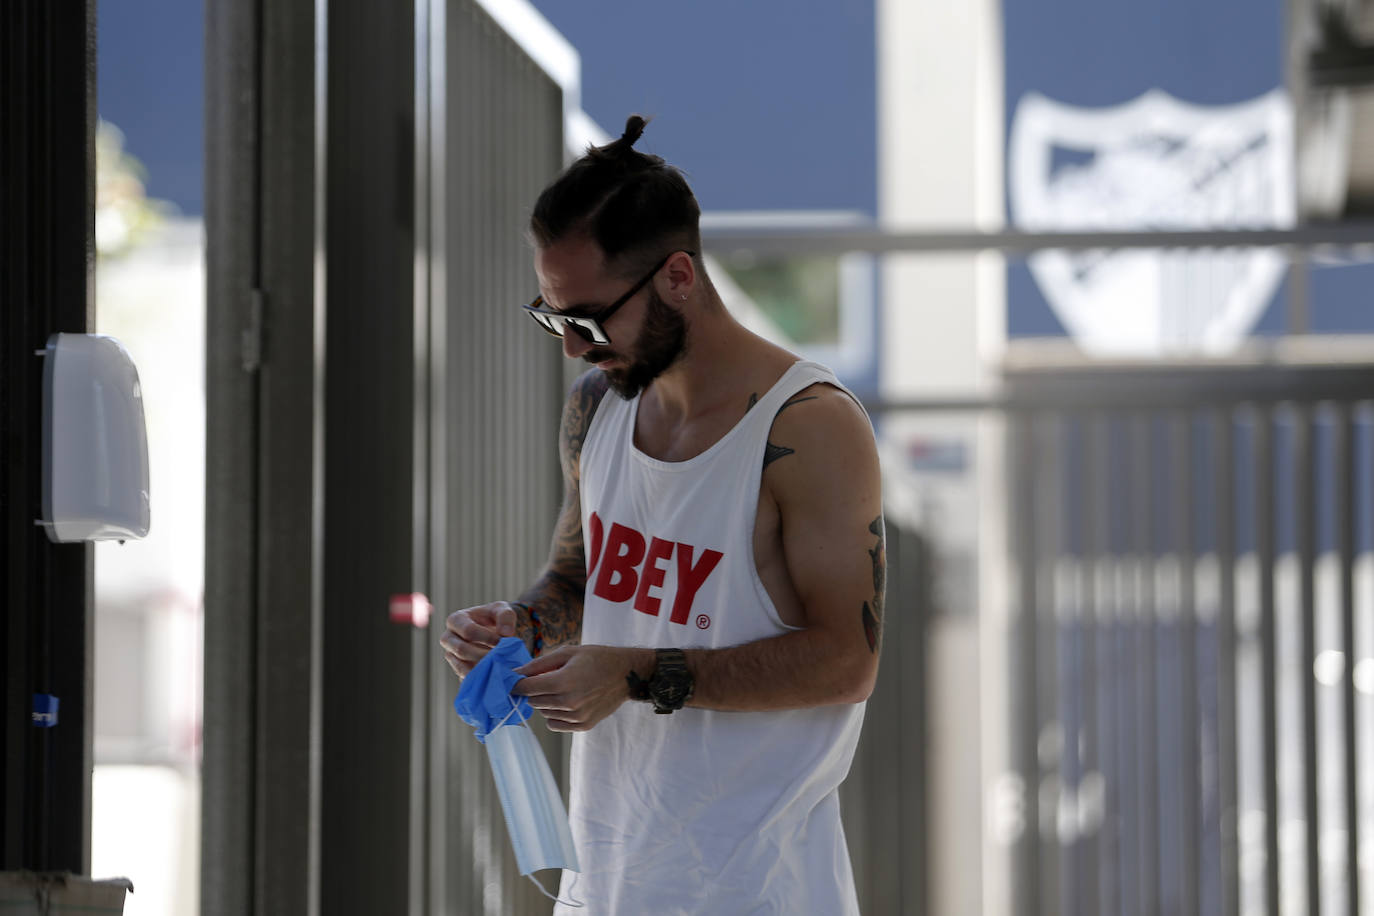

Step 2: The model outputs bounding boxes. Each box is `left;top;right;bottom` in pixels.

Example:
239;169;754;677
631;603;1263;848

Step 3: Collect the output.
522;250;695;346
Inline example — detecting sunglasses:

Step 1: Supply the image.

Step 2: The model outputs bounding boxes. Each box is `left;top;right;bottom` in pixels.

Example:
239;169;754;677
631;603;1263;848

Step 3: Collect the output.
522;250;695;346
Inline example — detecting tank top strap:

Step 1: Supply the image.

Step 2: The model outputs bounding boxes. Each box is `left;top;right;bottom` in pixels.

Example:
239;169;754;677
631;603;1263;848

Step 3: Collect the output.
746;360;850;427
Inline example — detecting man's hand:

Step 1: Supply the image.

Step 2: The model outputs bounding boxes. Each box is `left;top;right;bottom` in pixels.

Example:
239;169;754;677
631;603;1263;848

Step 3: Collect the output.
439;601;519;680
512;645;652;733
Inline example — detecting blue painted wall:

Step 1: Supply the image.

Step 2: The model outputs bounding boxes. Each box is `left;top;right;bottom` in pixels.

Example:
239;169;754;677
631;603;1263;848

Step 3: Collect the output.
98;1;1368;333
98;0;204;216
528;0;878;217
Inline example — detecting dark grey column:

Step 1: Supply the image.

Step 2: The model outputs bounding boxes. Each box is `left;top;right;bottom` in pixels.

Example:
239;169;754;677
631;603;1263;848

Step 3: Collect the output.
0;0;96;876
318;1;422;913
204;0;324;912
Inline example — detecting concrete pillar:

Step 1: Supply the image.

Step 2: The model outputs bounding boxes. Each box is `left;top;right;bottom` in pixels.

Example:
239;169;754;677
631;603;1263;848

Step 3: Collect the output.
876;2;1008;913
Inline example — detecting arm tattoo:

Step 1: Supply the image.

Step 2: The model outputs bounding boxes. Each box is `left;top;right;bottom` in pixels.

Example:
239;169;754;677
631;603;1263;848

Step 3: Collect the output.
760;394;818;470
862;515;886;653
514;369;611;653
516;570;586;651
560;369;612;486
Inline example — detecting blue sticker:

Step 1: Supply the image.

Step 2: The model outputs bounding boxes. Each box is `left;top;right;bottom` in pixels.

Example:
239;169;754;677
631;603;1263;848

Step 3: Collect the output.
32;694;59;728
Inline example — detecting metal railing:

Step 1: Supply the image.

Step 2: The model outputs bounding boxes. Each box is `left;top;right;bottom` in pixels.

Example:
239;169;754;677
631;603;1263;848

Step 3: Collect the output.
989;354;1374;916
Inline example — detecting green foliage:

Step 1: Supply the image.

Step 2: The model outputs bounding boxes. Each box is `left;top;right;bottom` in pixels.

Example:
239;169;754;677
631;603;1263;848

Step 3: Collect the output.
721;253;841;345
96;120;172;259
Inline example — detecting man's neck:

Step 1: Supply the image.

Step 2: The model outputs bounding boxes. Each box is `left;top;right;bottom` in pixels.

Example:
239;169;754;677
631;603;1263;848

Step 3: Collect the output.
644;301;791;423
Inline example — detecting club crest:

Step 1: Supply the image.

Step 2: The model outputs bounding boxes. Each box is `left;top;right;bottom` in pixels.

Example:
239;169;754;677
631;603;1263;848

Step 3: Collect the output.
1008;89;1294;355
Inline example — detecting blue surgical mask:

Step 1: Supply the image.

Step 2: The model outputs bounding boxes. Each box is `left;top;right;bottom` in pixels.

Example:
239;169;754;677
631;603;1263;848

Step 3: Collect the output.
487;700;581;890
455;638;584;907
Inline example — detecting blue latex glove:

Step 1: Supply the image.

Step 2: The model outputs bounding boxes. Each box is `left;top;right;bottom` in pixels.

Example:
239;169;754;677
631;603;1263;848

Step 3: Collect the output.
453;637;535;744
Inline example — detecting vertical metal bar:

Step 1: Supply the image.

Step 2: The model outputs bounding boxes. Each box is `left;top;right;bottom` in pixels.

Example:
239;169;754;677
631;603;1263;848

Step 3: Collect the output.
1110;415;1139;916
410;3;434;914
1215;409;1242;916
1012;412;1042;916
1039;413;1063;916
425;0;450;907
1174;411;1201;916
1058;414;1082;916
1335;404;1360;916
1083;414;1109;916
896;524;931;916
1133;413;1160;916
1255;405;1281;916
1296;405;1322;916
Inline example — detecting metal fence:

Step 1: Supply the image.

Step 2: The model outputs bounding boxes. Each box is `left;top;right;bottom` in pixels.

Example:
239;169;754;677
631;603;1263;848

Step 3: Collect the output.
841;521;933;914
992;355;1374;916
426;1;567;913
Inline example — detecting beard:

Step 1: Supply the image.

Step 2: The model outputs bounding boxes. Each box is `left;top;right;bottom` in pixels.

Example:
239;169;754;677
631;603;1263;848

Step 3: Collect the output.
585;287;687;399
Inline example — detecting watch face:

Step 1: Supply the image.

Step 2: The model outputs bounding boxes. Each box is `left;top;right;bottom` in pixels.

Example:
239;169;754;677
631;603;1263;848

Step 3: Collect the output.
652;672;691;708
650;650;693;712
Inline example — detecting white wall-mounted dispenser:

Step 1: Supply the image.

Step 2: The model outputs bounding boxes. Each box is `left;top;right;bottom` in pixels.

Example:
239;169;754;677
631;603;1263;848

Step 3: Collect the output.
39;332;151;543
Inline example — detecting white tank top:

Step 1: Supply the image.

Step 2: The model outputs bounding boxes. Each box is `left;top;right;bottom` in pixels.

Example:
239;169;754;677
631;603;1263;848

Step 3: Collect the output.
556;360;866;916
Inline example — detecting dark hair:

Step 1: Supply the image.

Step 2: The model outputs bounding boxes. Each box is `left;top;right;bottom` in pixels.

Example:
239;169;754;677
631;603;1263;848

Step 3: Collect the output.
530;115;701;274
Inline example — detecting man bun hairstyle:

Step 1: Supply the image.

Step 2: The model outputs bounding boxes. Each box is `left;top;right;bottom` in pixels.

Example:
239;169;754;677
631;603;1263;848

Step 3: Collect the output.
530;115;701;275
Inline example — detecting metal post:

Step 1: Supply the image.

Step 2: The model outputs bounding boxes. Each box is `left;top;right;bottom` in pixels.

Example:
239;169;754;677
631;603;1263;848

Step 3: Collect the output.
1011;412;1042;916
203;0;325;911
1038;414;1063;916
1295;405;1321;916
1334;405;1360;916
1077;414;1102;916
1174;411;1201;916
1255;406;1281;916
1133;413;1161;916
1215;409;1242;916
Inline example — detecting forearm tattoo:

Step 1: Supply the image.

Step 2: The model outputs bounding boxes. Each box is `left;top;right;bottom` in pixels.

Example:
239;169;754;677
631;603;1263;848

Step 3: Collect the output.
862;515;886;653
516;569;586;652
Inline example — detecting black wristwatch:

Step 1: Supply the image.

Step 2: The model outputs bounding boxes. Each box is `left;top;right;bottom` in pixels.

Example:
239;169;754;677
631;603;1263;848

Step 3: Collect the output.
626;648;694;714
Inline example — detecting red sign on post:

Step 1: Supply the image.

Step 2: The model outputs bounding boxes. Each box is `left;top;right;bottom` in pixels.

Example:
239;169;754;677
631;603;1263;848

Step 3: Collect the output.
389;593;432;629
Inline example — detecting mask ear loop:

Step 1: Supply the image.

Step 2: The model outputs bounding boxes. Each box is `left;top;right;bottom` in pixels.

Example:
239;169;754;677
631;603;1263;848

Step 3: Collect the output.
497;694;586;909
493;694;530;731
526;873;585;908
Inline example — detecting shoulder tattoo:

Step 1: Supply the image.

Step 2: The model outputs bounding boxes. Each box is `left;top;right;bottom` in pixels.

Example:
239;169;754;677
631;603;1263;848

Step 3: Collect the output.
757;392;819;470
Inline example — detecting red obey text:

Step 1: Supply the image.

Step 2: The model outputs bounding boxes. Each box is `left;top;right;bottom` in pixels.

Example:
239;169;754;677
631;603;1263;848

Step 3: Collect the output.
585;511;723;625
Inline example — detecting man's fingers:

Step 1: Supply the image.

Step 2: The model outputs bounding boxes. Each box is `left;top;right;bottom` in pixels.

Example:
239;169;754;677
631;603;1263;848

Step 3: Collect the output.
438;602;524;683
438;631;492;665
515;648;568;677
495;603;517;638
511;671;556;696
450;616;500;649
525;693;572;713
442;650;471;679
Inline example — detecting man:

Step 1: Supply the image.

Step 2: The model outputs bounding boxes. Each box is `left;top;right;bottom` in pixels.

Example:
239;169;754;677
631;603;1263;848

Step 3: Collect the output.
439;115;885;915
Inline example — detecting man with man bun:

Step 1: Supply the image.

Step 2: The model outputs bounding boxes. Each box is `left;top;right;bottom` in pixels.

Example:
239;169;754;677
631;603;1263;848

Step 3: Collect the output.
440;115;885;915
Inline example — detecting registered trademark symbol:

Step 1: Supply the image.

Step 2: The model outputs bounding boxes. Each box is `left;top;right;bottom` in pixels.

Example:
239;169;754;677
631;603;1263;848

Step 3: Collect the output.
696;614;711;630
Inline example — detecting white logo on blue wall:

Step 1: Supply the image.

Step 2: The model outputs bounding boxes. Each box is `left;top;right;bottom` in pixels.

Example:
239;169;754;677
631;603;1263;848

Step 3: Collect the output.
1009;89;1294;355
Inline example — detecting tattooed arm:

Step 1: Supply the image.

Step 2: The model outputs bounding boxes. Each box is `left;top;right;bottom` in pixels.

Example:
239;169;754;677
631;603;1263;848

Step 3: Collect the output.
510;368;611;653
684;385;885;709
439;368;609;678
513;384;885;727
